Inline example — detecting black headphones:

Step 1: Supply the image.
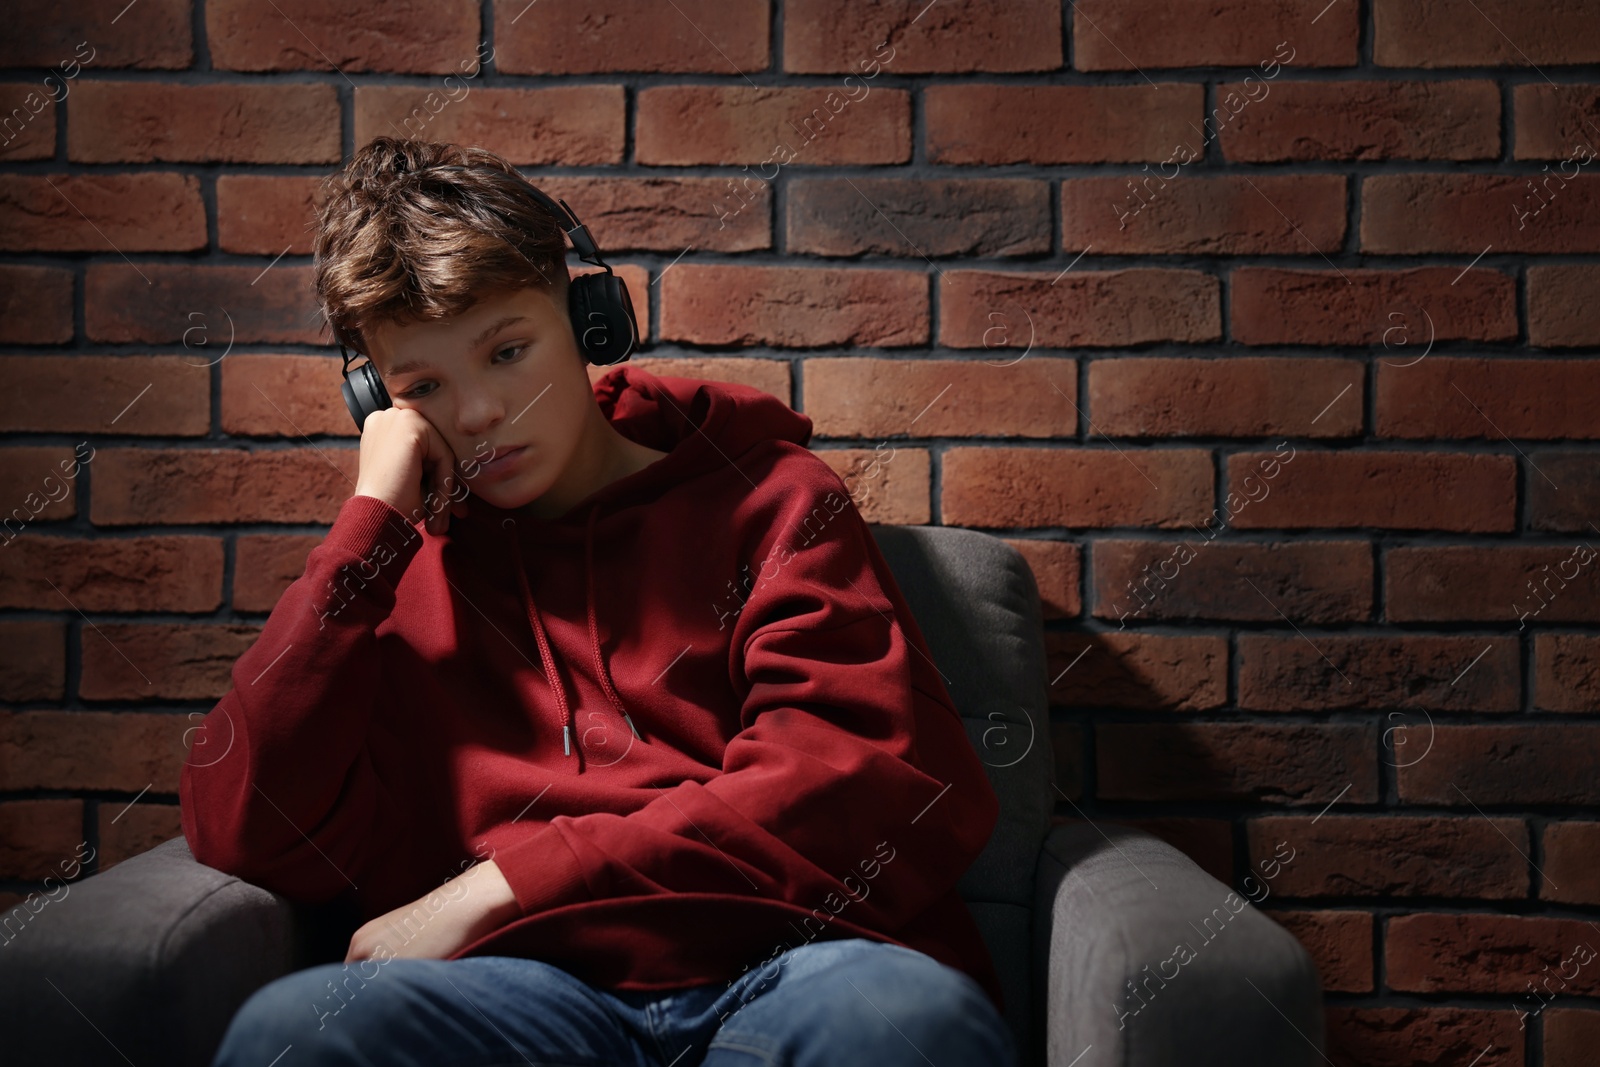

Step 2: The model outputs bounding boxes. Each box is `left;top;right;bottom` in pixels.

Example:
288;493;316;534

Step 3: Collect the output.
338;169;639;431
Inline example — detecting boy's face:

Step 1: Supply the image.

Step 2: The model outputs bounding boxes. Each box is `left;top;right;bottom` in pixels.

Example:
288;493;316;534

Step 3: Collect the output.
364;284;589;512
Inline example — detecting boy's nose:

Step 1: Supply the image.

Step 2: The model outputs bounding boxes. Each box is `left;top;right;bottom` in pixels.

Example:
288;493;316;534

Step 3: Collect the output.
455;393;506;436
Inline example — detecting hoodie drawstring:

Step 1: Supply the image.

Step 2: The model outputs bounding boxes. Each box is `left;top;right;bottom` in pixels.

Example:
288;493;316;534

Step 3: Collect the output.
505;501;640;768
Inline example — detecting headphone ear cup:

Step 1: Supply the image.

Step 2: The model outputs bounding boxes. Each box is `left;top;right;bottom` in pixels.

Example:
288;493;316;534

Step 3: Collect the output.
342;361;391;431
568;272;639;366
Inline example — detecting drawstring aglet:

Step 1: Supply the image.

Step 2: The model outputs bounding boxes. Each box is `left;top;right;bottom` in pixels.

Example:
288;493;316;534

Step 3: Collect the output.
563;724;572;756
623;712;641;739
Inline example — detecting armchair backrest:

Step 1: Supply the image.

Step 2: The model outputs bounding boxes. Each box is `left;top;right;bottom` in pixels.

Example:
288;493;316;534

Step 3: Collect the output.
868;524;1055;1065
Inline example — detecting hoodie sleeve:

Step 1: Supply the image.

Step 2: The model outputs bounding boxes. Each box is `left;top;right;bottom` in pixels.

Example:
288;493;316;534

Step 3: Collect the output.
179;493;426;908
490;458;1000;938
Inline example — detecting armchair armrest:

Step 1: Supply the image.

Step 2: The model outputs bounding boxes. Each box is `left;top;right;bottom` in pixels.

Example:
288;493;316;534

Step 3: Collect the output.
0;834;352;1067
1033;822;1325;1067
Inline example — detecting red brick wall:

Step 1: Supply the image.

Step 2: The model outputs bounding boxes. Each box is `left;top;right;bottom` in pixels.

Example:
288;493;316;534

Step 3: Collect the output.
3;2;1600;1061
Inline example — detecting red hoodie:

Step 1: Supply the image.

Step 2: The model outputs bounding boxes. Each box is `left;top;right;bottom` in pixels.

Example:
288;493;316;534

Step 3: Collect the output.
179;365;1005;1012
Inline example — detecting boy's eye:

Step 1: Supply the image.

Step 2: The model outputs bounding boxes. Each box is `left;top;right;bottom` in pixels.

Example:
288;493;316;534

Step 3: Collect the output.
397;346;525;399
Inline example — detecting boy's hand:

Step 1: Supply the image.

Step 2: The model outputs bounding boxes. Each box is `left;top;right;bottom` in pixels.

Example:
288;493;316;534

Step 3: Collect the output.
351;406;470;536
344;858;521;964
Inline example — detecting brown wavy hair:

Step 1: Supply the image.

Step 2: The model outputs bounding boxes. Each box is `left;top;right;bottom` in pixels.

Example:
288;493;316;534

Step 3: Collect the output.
311;136;570;356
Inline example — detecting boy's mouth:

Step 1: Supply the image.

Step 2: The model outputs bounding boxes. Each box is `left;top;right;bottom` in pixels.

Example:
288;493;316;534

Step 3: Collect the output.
469;445;528;479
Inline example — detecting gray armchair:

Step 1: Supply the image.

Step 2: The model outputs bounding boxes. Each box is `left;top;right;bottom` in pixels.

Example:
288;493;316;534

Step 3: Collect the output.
0;525;1325;1066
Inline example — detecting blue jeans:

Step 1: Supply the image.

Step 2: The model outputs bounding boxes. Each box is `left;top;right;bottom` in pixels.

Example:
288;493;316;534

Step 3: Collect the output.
210;936;1018;1067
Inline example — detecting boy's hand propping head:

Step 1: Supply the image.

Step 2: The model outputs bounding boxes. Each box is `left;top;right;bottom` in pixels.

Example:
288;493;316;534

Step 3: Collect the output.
352;405;470;537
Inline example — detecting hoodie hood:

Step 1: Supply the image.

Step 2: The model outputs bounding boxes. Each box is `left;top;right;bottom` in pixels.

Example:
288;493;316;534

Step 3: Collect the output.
453;364;813;768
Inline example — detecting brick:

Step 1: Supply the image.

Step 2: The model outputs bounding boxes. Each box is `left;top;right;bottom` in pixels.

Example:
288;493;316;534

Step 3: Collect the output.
0;621;65;701
1223;449;1517;533
1000;538;1081;620
356;86;625;166
0;710;187;792
0;800;84;880
1044;632;1227;711
1513;84;1600;160
1230;267;1517;346
636;85;910;166
1387;913;1600;995
813;447;930;525
533;176;772;253
1389;546;1600;625
1097;723;1378;804
1064;174;1346;254
96;801;183;871
0;355;209;435
785;0;1059;72
1094;540;1371;625
1542;822;1600;905
1379;357;1600;439
1536;635;1600;713
0;536;222;613
1325;1007;1524;1067
1548;1009;1600;1067
1529;265;1600;347
1088;357;1362;438
0;265;73;344
925;83;1203;164
498;0;768;74
0;173;206;252
68;82;340;164
79;623;261;702
1248;815;1527;898
217;175;325;255
942;447;1213;529
1398;725;1600;806
0;446;84;526
1073;1;1356;69
0;83;58;160
85;264;322;344
90;448;360;526
234;534;321;612
804;357;1074;439
660;265;926;347
1528;452;1600;532
0;3;191;69
1219;79;1501;161
1269;911;1373;993
941;269;1220;348
1106;818;1233;884
1239;634;1518;712
789;178;1049;257
209;0;481;73
1365;173;1600;254
221;354;353;438
1375;0;1600;67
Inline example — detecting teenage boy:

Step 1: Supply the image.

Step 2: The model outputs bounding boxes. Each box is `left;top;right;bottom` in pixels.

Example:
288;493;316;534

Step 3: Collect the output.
182;136;1016;1067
